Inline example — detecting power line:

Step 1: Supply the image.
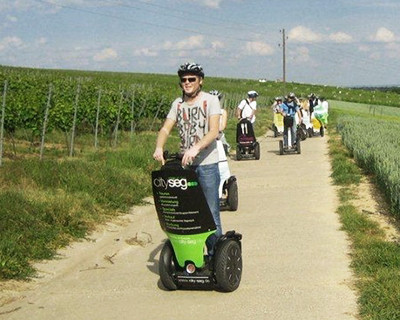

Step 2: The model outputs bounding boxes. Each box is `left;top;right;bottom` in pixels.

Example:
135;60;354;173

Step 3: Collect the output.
32;0;261;43
101;0;267;37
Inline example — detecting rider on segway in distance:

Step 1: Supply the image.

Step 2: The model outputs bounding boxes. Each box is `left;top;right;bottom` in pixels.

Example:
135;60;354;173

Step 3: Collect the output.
280;92;303;149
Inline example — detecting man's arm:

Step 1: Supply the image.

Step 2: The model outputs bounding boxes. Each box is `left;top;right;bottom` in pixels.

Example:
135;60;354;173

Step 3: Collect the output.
153;118;175;164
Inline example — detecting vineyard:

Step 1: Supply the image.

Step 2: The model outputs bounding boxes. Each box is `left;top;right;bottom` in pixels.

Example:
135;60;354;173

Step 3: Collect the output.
2;65;400;161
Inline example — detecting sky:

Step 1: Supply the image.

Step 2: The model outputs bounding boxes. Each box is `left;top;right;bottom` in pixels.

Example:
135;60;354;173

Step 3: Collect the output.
1;0;400;87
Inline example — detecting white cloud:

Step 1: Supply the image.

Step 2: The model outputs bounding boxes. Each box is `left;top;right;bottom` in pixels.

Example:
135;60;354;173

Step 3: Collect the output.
134;48;158;57
245;41;274;56
203;0;223;8
0;36;23;51
6;15;17;22
93;48;118;61
329;32;353;43
288;26;353;44
211;40;224;50
176;35;205;50
36;37;48;45
358;45;370;52
371;27;396;42
184;0;223;8
288;26;323;43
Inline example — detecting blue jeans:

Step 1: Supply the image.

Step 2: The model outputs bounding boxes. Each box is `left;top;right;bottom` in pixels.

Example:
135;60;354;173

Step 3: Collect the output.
194;163;221;255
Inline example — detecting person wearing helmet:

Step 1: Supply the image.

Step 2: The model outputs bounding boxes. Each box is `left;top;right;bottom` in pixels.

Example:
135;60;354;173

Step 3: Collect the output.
236;90;258;124
153;62;222;255
280;92;302;148
272;96;283;113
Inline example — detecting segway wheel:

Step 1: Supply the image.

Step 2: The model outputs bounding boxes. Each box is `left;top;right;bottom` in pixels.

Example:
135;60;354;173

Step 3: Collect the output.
279;140;284;155
227;180;238;211
236;146;242;161
308;128;313;138
214;239;242;292
159;240;178;290
254;142;260;160
320;125;325;137
296;139;301;154
273;125;278;137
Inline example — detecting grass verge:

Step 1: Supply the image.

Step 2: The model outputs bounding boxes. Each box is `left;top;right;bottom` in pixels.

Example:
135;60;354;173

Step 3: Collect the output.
328;108;400;320
0;132;176;280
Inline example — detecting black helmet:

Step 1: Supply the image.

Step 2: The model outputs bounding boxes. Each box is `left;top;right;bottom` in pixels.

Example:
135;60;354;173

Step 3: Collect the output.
177;62;204;78
247;90;259;98
209;90;223;100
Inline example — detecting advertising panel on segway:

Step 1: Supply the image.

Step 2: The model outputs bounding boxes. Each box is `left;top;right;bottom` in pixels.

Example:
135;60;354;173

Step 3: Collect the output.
152;153;243;292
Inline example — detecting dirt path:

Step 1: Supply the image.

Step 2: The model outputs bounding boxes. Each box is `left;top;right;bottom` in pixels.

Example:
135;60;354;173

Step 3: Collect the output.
0;132;358;320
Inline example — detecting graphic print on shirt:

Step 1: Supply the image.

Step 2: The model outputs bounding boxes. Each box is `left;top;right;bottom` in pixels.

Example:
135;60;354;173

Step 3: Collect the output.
176;100;208;150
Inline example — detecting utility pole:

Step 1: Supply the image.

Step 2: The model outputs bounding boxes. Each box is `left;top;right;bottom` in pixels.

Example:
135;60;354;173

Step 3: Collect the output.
279;29;287;95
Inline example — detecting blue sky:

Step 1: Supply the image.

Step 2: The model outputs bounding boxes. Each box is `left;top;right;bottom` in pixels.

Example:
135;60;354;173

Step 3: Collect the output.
1;0;400;87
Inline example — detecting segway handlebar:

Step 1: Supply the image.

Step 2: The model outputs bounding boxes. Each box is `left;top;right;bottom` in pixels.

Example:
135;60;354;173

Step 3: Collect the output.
163;150;183;161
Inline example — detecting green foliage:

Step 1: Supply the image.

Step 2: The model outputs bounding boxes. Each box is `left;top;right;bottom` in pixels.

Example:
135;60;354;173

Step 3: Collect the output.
0;133;160;279
2;65;399;147
330;102;400;320
336;114;400;217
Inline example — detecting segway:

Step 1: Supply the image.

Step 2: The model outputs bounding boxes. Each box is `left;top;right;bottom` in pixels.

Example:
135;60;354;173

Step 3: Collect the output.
152;153;243;292
219;176;238;211
236;118;260;160
217;139;238;211
279;117;301;155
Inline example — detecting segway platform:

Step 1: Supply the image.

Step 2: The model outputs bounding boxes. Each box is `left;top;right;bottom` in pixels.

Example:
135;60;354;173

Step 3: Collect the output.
279;130;301;155
152;156;242;292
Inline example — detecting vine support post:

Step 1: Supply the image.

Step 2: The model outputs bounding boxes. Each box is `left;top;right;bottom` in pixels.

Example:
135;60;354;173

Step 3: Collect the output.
150;98;164;132
0;80;8;167
113;87;123;148
94;88;101;150
39;84;52;160
69;83;81;157
133;96;146;133
130;88;135;140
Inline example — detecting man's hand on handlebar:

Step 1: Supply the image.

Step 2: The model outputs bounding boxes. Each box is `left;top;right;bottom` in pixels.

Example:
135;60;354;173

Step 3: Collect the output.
182;145;200;166
153;147;165;165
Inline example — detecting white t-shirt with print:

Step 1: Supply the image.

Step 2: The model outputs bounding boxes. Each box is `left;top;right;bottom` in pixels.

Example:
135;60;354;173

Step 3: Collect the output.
237;99;256;123
167;92;221;166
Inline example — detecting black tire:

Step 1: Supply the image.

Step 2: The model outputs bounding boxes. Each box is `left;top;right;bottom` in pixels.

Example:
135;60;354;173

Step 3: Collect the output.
254;142;260;160
236;146;242;161
308;128;313;138
273;125;278;137
214;239;242;292
296;139;301;154
320;125;324;137
159;241;178;290
227;181;238;211
279;140;284;155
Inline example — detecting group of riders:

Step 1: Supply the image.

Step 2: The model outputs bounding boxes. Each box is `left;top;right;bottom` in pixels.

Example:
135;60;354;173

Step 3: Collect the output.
271;92;329;148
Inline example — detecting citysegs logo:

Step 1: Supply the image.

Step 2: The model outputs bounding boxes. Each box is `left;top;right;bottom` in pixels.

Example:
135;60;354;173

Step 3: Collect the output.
153;177;191;190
